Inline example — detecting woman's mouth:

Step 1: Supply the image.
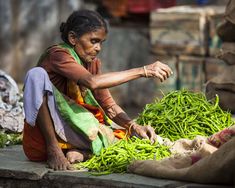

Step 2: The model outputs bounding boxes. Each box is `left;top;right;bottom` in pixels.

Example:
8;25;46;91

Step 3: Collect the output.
90;55;97;60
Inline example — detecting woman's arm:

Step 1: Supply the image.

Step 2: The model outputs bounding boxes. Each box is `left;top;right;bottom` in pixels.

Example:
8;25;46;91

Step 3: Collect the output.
105;104;132;129
48;48;172;91
78;61;173;90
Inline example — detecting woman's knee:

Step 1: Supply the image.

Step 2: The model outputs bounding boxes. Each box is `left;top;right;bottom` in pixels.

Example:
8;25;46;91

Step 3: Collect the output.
24;67;52;91
26;67;48;81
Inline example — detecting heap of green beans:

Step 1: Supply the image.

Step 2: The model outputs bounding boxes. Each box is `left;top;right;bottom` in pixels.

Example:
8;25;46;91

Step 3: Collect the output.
137;89;234;141
74;136;170;175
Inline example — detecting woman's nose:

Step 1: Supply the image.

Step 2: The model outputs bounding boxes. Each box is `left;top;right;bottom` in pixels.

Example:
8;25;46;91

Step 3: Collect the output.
95;43;101;52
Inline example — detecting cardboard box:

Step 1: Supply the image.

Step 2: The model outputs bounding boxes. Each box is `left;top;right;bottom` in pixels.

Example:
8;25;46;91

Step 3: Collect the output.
150;6;225;56
178;55;206;91
205;57;227;81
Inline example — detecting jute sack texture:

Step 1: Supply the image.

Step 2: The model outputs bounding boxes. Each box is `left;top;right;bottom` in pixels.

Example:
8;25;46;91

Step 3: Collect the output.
206;65;235;113
128;136;235;185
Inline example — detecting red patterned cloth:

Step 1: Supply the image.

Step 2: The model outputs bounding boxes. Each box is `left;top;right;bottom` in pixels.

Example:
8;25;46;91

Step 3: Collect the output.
207;127;235;148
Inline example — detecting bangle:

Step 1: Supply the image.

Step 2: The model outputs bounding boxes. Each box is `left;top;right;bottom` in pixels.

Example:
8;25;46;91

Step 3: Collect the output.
128;122;135;135
143;66;148;77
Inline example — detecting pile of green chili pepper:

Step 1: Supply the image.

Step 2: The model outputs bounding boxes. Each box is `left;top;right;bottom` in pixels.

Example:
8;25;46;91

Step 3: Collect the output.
137;89;234;141
74;136;170;175
0;131;22;148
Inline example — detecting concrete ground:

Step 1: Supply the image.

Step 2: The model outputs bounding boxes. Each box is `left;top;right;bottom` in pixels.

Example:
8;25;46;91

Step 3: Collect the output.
0;145;232;188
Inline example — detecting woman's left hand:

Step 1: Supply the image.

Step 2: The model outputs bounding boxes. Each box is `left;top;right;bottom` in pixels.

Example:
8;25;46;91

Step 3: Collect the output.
130;123;157;143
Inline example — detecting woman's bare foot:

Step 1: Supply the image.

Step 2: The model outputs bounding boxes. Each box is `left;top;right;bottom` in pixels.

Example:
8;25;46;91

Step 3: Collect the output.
66;149;91;164
47;145;73;171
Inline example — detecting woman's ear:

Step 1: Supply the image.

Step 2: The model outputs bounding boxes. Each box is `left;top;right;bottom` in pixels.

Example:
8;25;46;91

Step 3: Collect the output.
68;31;77;46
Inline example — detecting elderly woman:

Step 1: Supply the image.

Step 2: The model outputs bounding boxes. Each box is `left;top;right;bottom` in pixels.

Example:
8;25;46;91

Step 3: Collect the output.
22;10;173;171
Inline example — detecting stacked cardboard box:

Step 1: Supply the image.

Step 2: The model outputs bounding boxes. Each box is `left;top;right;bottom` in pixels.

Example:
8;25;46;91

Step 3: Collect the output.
150;5;226;94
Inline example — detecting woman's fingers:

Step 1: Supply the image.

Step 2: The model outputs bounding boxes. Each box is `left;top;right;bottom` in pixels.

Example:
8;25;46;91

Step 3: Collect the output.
140;127;157;144
146;61;173;80
145;125;157;143
156;63;173;78
159;69;168;80
133;125;157;144
139;131;149;140
162;66;173;78
154;69;168;82
141;125;157;143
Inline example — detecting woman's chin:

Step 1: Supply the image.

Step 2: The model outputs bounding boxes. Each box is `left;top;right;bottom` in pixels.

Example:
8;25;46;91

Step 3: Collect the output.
89;57;96;63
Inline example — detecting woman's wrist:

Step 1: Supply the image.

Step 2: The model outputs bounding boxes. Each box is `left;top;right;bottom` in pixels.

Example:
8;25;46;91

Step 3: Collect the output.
127;121;137;135
143;66;148;77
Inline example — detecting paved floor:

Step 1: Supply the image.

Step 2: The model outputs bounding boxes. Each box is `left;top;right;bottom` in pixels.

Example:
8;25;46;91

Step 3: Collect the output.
0;145;232;188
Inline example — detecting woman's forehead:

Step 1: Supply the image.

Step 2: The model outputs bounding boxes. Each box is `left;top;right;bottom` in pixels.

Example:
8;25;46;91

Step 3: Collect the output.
82;28;107;39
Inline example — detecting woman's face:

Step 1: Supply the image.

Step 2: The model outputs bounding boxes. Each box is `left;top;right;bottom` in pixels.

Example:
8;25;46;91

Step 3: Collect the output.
73;28;107;64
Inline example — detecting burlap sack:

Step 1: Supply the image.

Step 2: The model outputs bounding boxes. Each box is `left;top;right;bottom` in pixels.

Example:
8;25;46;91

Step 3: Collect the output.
162;136;218;166
205;65;235;113
217;0;235;42
128;137;235;185
168;136;209;155
225;0;235;25
217;42;235;65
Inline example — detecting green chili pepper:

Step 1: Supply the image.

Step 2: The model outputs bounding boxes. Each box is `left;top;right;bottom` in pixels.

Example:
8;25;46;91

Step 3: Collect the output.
74;136;171;175
137;89;234;141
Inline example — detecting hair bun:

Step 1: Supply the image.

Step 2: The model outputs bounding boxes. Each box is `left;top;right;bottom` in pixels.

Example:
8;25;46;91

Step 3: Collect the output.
60;22;67;33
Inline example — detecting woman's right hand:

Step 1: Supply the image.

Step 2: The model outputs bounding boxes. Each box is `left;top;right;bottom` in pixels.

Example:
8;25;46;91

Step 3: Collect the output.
143;61;173;82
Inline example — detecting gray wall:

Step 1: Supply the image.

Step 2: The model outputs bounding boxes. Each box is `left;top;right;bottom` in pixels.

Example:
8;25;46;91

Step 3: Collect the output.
0;0;229;118
99;26;155;108
0;0;156;117
0;0;83;82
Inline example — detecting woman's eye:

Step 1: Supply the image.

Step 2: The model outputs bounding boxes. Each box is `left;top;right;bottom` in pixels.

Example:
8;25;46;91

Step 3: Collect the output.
91;39;98;44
